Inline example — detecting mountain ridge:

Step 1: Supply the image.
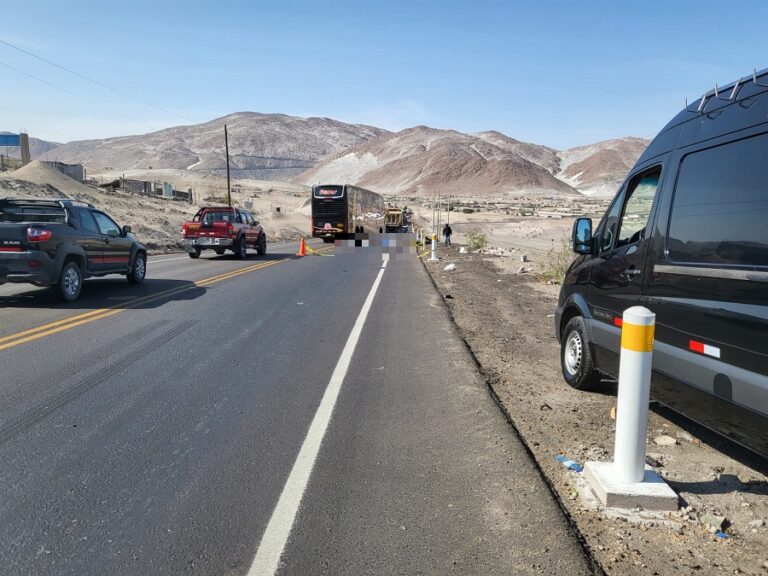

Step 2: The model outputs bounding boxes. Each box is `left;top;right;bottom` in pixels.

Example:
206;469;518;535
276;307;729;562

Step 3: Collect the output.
4;114;650;197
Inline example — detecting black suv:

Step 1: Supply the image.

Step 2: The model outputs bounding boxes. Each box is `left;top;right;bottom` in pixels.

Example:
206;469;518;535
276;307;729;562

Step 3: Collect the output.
0;198;147;301
555;69;768;458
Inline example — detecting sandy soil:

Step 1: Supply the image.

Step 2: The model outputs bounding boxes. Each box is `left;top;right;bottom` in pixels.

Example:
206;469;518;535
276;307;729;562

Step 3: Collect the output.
424;245;768;575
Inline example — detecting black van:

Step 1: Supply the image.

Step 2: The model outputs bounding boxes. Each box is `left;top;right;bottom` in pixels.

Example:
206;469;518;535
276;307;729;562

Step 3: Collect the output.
555;69;768;458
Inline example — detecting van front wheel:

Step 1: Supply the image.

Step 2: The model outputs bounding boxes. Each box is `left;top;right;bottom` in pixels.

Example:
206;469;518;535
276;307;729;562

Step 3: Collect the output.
561;316;600;390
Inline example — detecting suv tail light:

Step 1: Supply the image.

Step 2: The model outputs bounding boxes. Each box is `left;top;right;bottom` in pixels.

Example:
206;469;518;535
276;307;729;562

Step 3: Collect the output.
27;228;53;243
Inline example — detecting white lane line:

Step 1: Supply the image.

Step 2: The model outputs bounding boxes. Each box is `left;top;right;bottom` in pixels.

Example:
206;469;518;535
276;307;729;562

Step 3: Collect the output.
248;264;387;576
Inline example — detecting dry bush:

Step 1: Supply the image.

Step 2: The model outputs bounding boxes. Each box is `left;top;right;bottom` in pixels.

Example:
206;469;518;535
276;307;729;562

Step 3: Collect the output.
465;231;488;251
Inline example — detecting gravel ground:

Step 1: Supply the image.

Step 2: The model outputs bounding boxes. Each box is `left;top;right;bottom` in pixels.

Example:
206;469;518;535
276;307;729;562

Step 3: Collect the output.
423;245;768;576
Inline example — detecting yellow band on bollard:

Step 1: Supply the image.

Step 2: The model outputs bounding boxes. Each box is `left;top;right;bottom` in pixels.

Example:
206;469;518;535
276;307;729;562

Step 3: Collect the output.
621;322;655;352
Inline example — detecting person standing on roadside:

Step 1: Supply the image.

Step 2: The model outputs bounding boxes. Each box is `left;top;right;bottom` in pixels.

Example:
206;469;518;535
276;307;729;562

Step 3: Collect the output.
443;223;452;246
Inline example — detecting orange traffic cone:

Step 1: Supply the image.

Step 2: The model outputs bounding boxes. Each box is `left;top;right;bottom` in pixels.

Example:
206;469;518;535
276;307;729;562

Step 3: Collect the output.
296;236;307;257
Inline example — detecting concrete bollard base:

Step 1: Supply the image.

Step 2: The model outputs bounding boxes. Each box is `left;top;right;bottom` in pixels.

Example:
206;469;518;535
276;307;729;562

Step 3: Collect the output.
583;461;678;511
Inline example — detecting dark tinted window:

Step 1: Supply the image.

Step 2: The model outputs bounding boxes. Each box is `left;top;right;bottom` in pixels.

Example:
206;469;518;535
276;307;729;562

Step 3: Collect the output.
92;212;121;236
667;133;768;267
78;209;100;234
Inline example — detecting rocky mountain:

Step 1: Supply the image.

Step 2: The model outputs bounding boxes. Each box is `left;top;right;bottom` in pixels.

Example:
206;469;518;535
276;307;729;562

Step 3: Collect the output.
556;137;650;196
475;131;561;174
39;113;389;180
298;126;580;197
12;112;648;198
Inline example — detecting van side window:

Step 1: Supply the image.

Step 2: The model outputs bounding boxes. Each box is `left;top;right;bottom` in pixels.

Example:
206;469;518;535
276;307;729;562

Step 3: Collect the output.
599;166;661;252
616;168;661;247
667;133;768;267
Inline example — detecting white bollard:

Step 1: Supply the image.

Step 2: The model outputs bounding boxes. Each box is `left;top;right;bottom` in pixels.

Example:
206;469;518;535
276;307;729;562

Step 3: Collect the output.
613;306;656;483
429;233;438;261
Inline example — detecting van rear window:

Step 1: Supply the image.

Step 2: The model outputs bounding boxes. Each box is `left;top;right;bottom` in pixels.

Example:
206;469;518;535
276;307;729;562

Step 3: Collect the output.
667;133;768;267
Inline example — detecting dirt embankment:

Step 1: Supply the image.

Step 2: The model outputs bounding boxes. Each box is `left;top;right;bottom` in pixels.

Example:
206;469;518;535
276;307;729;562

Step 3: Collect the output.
423;246;768;576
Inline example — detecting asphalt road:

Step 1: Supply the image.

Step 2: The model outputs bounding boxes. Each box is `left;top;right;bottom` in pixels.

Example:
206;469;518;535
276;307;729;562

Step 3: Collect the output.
0;240;592;575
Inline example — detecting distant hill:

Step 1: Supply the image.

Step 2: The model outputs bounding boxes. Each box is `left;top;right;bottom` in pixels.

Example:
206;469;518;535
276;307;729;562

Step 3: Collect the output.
39;113;388;180
298;126;580;197
10;113;649;197
556;137;650;196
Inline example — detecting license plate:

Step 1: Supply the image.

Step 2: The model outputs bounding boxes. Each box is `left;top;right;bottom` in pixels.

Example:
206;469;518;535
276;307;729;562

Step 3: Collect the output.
200;237;214;245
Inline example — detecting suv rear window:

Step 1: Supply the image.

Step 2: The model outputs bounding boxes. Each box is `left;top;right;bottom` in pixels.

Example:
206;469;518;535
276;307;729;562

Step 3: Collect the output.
667;133;768;267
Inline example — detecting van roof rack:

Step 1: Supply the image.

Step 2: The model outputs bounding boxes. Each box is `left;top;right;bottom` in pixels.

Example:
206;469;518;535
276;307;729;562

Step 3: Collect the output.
685;66;768;113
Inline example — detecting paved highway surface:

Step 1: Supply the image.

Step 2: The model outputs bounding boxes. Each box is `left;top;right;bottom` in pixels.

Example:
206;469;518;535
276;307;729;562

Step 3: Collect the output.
0;240;592;575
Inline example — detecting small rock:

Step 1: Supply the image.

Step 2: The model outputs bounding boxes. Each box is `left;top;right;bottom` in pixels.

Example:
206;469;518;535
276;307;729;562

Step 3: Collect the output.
645;455;663;468
521;254;528;262
676;431;696;443
517;266;528;274
747;519;765;528
444;294;454;299
459;247;467;254
701;514;727;531
443;263;456;271
653;435;678;447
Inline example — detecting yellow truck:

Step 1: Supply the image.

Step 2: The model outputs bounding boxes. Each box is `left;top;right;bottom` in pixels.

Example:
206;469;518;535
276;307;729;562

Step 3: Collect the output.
384;207;410;233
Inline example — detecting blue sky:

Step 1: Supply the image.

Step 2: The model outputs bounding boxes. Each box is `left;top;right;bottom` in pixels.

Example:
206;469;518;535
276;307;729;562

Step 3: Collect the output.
1;0;765;149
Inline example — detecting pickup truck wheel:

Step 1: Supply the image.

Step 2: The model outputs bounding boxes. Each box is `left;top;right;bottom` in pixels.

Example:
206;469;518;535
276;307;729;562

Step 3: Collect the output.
189;247;201;259
560;316;601;390
58;261;82;302
213;248;225;255
127;252;146;285
256;233;267;255
235;236;247;260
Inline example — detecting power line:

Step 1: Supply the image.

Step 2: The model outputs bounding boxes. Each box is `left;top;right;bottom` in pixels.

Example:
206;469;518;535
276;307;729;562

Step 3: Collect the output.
0;58;156;132
0;38;195;123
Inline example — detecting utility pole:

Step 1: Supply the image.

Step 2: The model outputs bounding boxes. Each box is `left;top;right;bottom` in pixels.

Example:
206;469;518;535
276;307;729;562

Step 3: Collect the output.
447;195;451;225
224;124;232;207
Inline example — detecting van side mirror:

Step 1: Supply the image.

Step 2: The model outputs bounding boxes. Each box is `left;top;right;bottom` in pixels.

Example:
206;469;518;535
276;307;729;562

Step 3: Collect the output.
572;218;593;254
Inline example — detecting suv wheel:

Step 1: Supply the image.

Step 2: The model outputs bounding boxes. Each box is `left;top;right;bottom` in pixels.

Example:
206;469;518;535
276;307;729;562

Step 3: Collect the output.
235;236;247;260
561;316;601;390
256;233;267;256
127;252;146;284
59;261;82;302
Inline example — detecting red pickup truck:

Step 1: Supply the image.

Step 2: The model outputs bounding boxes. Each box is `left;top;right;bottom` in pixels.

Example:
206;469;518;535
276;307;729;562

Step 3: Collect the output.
181;207;266;259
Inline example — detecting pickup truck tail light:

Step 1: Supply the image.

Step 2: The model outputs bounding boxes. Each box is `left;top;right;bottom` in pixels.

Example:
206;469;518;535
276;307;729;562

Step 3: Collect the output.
27;228;53;243
227;222;235;238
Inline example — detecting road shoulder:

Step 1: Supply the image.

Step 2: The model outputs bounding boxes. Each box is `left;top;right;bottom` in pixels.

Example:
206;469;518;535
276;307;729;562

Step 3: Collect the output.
423;245;768;576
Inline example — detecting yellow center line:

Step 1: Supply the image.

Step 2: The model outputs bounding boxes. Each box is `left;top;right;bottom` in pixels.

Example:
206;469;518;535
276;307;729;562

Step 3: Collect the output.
0;258;287;352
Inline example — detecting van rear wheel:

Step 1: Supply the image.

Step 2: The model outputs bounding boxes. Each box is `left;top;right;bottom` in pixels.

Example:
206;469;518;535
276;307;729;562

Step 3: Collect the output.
561;316;600;390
